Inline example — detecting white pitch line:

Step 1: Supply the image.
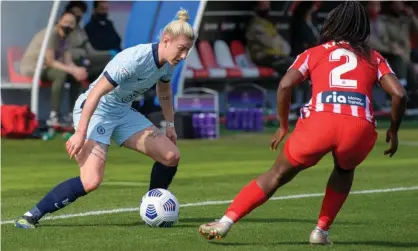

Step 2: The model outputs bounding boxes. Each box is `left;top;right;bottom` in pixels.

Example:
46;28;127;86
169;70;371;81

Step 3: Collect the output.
2;186;418;225
400;141;418;146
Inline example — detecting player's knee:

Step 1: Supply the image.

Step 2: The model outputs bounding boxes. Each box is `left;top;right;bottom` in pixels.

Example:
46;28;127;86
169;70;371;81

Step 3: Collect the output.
81;175;103;193
161;149;180;167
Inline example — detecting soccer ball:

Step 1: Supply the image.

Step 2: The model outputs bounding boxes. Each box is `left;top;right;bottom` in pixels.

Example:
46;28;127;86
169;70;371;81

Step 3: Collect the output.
139;189;180;228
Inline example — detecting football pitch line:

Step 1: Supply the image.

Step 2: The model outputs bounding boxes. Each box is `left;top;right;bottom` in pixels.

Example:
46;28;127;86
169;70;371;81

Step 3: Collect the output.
401;141;418;146
1;186;418;225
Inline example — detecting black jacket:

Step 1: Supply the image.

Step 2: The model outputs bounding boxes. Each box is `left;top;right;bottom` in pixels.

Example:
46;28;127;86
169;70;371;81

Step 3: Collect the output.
85;16;122;51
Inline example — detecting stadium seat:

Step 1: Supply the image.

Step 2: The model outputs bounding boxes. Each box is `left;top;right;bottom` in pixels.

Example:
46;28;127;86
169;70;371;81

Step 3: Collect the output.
213;40;244;78
229;40;276;77
186;47;209;78
7;47;52;87
198;40;227;78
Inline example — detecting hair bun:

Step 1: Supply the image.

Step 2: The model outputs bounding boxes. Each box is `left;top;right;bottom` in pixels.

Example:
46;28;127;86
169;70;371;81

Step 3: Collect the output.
176;8;189;22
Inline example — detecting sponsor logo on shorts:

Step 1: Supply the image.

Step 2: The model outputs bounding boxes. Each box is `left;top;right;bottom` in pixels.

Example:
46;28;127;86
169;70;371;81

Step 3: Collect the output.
321;91;367;107
97;125;106;135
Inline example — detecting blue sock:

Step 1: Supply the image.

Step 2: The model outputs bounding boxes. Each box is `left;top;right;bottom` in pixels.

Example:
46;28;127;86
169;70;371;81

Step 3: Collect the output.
149;162;178;190
28;176;87;221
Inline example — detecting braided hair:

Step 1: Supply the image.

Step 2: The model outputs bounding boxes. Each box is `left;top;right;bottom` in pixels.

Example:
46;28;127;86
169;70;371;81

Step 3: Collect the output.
319;1;371;59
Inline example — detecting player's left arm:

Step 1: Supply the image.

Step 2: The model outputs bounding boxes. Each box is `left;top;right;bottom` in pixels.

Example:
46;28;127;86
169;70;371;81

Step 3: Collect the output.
157;74;177;144
157;81;175;124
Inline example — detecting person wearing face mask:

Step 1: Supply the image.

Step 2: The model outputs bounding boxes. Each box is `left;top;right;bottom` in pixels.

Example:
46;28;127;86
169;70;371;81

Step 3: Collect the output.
64;1;120;124
84;1;122;52
246;1;293;76
290;1;319;57
20;11;88;127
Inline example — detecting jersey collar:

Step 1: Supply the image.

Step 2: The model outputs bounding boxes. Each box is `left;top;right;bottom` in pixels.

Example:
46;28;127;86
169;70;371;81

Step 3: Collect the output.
152;43;164;69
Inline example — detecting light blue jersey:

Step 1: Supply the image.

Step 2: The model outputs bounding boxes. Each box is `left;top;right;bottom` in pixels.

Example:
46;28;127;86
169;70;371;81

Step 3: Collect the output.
78;43;174;115
73;43;173;146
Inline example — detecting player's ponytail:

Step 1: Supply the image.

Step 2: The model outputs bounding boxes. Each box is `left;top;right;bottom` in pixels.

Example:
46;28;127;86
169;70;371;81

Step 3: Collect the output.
162;8;196;41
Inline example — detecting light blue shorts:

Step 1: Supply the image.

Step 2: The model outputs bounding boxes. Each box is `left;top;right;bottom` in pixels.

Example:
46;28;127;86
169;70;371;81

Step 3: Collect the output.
73;99;153;146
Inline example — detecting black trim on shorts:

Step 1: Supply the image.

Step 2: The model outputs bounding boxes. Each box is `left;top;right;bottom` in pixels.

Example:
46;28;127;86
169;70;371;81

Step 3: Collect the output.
104;71;119;87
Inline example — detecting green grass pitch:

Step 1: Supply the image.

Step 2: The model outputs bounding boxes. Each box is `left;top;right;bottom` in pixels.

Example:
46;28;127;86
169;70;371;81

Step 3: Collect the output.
2;123;418;251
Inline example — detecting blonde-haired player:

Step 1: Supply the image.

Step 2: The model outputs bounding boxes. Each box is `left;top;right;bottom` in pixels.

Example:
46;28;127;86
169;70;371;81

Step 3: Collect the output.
16;9;195;228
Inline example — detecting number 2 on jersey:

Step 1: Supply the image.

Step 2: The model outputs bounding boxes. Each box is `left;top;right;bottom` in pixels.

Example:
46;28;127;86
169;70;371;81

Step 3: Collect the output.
329;48;358;89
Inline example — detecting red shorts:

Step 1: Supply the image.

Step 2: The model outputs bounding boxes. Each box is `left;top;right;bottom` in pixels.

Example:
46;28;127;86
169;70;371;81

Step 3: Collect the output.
284;112;377;170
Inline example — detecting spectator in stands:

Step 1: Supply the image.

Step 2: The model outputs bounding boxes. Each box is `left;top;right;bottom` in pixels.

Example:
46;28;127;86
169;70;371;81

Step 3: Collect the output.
65;1;116;84
85;1;122;52
246;0;293;75
287;1;319;109
289;1;319;57
20;11;87;127
381;1;418;96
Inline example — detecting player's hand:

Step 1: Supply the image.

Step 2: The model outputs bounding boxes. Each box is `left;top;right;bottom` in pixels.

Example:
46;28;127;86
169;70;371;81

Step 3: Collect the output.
66;131;85;159
270;127;288;151
166;127;177;145
384;129;398;157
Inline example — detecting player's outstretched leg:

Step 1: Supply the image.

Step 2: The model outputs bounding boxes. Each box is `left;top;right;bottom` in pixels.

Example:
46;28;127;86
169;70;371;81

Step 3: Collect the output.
122;126;180;191
310;163;354;245
199;150;304;240
15;140;108;228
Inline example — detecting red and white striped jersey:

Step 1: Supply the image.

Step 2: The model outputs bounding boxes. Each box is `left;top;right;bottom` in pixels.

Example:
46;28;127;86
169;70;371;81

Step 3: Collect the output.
289;41;394;125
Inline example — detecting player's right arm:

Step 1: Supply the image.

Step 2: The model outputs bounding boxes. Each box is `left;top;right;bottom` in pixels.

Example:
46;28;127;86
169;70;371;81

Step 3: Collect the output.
66;77;114;159
270;50;309;151
67;56;133;158
377;55;408;157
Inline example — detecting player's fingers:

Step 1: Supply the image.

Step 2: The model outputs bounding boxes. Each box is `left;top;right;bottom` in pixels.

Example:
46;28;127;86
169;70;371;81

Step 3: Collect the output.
390;146;397;157
70;146;79;159
270;140;275;151
273;136;283;150
68;145;75;158
66;142;73;155
272;141;279;151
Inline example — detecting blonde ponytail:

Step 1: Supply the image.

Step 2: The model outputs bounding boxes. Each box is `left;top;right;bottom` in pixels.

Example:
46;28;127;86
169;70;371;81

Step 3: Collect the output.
161;8;195;40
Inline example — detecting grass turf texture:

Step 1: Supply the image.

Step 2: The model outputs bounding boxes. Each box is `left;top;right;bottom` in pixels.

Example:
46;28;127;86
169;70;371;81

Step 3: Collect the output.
2;122;418;251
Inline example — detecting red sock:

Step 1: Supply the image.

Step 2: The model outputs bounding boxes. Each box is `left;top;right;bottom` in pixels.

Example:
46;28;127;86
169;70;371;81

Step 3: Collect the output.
317;187;349;231
225;180;268;222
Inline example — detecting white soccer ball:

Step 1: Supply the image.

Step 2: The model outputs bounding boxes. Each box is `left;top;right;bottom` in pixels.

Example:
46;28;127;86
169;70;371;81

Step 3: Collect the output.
139;189;180;227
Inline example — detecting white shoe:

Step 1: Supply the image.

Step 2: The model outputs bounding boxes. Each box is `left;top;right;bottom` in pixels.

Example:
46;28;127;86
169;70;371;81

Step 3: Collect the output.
309;227;332;245
199;221;232;240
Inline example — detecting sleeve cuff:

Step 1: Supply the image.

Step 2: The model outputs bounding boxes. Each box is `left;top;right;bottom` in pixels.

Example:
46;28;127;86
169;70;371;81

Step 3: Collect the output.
104;71;119;87
159;78;170;83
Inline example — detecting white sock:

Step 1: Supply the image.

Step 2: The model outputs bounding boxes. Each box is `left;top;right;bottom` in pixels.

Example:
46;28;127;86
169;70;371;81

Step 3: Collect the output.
219;215;234;225
315;226;328;234
24;211;33;217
